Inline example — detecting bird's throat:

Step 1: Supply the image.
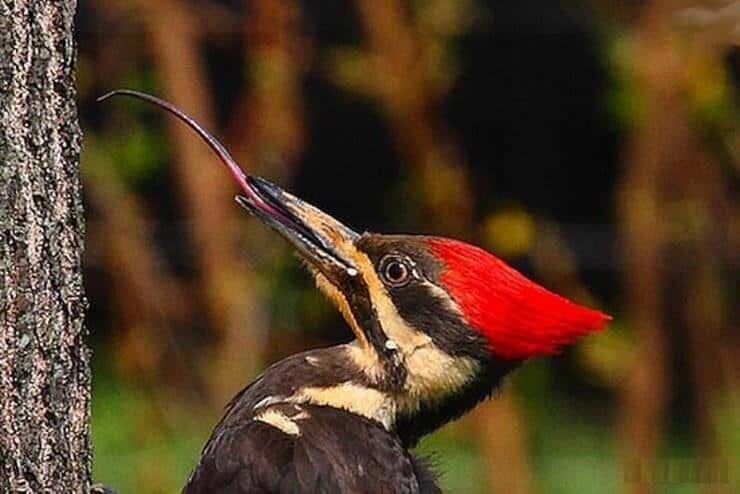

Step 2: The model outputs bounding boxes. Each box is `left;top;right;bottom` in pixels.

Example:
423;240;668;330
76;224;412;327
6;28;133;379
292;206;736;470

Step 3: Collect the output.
342;340;508;446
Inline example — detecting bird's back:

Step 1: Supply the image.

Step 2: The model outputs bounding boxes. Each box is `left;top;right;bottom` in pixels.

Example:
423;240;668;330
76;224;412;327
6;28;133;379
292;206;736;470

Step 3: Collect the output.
183;348;442;494
184;404;440;494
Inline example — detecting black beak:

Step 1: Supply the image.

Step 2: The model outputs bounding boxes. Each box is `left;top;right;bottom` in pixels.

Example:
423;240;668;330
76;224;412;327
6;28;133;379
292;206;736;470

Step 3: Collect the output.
234;176;360;278
98;89;360;281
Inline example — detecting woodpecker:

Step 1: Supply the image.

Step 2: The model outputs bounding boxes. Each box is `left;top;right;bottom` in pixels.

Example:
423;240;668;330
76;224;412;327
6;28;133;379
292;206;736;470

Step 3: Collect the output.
100;90;610;494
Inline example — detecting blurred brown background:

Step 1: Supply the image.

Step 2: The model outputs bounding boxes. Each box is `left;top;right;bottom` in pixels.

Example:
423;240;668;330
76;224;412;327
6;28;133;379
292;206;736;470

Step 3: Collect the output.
78;1;738;493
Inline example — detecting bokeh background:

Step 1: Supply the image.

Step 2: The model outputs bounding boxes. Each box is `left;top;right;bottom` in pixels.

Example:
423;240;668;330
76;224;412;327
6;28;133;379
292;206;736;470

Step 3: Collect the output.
77;1;738;493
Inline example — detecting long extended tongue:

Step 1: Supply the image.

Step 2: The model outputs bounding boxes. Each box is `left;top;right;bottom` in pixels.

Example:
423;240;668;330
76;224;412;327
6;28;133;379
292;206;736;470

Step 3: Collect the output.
97;89;289;222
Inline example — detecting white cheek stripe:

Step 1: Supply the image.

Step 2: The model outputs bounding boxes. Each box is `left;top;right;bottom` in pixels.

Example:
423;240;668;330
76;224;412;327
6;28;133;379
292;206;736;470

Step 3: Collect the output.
399;347;479;415
353;252;480;405
306;249;480;425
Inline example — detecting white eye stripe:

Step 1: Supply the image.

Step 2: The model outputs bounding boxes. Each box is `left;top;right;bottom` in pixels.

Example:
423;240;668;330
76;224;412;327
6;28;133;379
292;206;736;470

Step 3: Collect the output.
418;278;465;317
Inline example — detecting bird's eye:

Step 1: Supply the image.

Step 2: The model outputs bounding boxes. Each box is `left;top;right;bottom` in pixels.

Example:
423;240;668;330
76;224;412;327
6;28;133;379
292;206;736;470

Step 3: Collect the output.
381;257;410;286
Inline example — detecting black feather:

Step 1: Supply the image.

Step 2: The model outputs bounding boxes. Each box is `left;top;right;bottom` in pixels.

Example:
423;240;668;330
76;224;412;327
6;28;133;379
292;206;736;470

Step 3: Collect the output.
184;405;439;494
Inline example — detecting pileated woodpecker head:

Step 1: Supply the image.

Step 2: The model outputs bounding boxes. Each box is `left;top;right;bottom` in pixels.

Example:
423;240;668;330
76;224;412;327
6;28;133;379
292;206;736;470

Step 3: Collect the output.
101;90;609;445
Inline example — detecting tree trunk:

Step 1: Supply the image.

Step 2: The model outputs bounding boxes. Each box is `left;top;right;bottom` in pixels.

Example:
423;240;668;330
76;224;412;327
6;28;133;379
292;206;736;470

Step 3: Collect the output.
0;1;89;492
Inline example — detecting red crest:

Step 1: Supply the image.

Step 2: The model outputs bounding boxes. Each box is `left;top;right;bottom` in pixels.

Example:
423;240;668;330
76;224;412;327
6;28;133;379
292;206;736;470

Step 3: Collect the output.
429;238;609;360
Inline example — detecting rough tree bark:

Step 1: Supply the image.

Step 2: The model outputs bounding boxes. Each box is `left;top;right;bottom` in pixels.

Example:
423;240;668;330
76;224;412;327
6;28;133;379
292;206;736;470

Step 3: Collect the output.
0;1;90;492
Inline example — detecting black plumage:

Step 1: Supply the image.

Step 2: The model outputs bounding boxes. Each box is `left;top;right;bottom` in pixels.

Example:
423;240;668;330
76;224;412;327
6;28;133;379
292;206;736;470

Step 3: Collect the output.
185;404;440;494
183;337;512;493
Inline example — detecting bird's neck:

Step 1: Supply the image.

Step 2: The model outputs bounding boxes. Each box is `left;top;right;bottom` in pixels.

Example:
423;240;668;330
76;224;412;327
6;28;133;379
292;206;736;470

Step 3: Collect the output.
340;341;517;446
226;343;515;447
